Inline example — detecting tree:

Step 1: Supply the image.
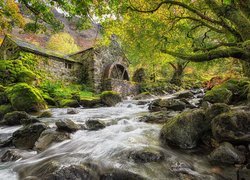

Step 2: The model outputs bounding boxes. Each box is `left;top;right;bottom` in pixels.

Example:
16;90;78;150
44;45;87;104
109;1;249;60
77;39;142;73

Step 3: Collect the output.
127;0;250;76
0;0;25;34
46;32;79;54
169;60;189;86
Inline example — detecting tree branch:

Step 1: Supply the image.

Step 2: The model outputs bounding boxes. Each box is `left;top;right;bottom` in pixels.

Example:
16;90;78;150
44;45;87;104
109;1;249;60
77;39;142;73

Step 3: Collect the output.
162;47;249;62
169;62;177;70
193;42;238;52
129;0;221;25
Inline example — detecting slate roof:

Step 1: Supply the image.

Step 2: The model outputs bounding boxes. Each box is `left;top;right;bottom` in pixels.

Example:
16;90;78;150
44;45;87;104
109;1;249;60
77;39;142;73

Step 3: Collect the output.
4;35;80;63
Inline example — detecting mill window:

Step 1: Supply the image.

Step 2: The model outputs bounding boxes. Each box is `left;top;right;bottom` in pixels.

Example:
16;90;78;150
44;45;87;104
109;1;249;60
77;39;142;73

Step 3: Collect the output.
65;63;73;69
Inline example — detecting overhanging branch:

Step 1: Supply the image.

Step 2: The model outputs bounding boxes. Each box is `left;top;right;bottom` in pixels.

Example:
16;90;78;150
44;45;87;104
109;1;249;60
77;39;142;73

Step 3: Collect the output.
162;47;249;62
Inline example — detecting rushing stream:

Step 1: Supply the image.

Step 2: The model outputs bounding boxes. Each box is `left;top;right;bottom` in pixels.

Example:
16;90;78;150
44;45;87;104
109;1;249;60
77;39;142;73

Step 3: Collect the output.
0;97;236;179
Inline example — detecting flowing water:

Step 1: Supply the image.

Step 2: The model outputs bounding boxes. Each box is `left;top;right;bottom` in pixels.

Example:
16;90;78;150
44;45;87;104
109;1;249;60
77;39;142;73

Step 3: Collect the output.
0;98;233;179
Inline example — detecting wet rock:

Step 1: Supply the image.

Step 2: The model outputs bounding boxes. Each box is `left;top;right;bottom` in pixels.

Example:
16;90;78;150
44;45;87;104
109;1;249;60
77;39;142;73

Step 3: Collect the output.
139;111;177;124
21;117;41;125
100;169;145;180
174;90;193;99
201;101;211;110
23;176;39;180
100;91;122;107
128;149;165;163
79;98;102;108
209;142;245;165
205;103;231;121
1;149;22;162
203;88;232;104
0;104;13;120
67;108;79;114
133;92;154;100
211;111;250;143
0;137;13;148
149;98;186;112
37;111;52;118
18;160;60;179
44;165;99;180
35;129;70;151
85;119;106;130
160;109;208;149
1;111;30;126
12;123;47;149
55;119;80;133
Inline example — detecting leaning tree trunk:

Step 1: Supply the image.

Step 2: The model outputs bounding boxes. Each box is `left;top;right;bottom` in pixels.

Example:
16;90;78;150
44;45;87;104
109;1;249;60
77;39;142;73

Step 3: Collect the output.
169;61;189;86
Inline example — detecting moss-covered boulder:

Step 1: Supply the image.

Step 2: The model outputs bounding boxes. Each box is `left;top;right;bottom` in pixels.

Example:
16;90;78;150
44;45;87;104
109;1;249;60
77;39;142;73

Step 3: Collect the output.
6;83;47;112
1;111;30;126
79;97;101;108
37;110;52;118
42;93;56;106
205;103;231;121
100;91;122;107
211;111;250;143
0;85;6;92
216;79;249;102
12;123;47;149
59;99;79;108
0;104;13;120
203;88;232;104
149;98;186;112
209;142;245;165
160;109;208;149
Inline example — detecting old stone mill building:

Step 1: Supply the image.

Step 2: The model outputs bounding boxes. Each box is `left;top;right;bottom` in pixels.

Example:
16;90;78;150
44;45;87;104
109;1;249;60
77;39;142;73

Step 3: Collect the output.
0;35;138;96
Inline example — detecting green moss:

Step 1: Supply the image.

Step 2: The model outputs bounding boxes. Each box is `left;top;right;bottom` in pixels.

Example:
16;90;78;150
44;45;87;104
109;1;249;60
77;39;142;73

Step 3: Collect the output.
0;60;37;85
0;85;6;92
6;83;47;112
0;104;13;120
100;91;119;97
204;88;232;104
42;93;56;106
59;99;79;108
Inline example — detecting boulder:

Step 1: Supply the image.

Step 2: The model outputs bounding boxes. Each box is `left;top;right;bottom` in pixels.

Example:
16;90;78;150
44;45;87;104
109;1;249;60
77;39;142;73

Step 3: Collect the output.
1;149;22;162
1;111;30;126
160;109;208;149
128;149;165;163
59;99;79;108
44;165;99;180
211;111;250;143
79;98;101;108
205;103;231;121
0;104;13;120
35;129;70;151
12;123;47;149
139;111;177;124
174;90;194;99
67;108;79;114
5;83;47;112
209;142;245;165
100;169;145;180
55;119;80;133
149;98;186;112
203;88;232;104
20;117;40;125
85;119;106;130
37;111;52;118
133;92;154;100
100;91;122;107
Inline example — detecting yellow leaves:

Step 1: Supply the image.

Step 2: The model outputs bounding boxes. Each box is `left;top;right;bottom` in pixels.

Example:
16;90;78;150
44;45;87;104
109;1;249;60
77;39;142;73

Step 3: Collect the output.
46;32;80;54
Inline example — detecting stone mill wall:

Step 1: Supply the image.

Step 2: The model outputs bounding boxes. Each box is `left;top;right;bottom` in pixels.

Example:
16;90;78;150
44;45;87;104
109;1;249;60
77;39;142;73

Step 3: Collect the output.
103;79;139;97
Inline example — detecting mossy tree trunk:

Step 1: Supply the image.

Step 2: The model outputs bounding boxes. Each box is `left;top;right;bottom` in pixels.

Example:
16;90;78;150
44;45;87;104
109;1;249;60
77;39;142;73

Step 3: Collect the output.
169;61;189;86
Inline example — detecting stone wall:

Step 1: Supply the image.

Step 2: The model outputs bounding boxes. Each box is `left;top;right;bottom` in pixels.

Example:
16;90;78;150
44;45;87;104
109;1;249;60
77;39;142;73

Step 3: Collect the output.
103;79;140;97
37;56;81;82
93;41;129;92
